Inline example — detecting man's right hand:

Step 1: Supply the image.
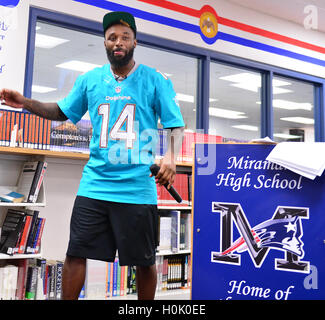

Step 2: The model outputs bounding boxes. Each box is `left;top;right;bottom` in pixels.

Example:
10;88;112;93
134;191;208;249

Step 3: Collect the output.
0;89;26;109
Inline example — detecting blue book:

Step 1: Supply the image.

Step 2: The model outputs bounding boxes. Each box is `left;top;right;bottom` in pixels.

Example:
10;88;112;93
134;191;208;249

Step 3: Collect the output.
0;191;24;203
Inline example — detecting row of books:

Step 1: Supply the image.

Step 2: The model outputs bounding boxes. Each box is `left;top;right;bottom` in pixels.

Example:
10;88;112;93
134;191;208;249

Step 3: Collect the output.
0;258;63;300
1;110;226;163
156;254;191;291
157;173;191;207
156;129;223;163
157;210;192;253
0;209;45;255
83;253;191;299
0;110;92;153
82;258;136;299
106;259;136;298
0;160;47;204
0;110;52;150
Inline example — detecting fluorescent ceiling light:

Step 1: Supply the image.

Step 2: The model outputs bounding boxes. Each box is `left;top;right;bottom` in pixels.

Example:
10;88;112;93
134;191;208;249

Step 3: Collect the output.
220;72;292;94
56;60;102;73
280;117;314;125
273;133;301;139
209;107;247;119
232;124;258;131
220;73;260;84
231;83;259;92
273;79;291;86
35;33;69;49
273;99;312;111
32;85;57;93
176;93;194;103
273;87;292;94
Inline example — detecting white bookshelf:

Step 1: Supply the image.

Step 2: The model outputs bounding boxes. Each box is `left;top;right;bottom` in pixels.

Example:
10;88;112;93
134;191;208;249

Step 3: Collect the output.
0;152;46;261
0;253;42;260
0;183;46;208
158;206;192;210
156;249;191;256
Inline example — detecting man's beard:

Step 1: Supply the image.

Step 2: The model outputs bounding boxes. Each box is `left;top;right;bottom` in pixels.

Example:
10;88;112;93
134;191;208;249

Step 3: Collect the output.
106;47;135;68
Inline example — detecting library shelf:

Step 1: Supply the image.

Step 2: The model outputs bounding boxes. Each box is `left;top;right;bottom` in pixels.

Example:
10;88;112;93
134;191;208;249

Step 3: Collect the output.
156;249;191;256
0;253;42;260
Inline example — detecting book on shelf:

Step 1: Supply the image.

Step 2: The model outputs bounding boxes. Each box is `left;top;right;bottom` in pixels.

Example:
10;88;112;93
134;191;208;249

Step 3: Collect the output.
0;190;25;203
170;210;181;253
176;131;223;163
0;262;19;300
25;263;38;300
23;258;63;300
155;254;190;291
157;216;172;251
157;173;190;207
16;160;47;203
0;209;26;255
157;210;192;253
50;119;91;154
0;258;64;300
85;258;108;299
180;212;192;251
0;209;45;256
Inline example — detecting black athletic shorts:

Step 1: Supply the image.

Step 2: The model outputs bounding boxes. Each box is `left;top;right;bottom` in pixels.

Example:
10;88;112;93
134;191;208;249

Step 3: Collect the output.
66;196;158;266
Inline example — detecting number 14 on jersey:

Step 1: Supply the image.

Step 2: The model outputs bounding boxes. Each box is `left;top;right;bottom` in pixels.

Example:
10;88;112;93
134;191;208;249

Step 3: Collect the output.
98;103;136;149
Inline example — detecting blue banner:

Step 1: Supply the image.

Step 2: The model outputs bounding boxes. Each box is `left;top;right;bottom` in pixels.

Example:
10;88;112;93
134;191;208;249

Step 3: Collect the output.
192;144;325;300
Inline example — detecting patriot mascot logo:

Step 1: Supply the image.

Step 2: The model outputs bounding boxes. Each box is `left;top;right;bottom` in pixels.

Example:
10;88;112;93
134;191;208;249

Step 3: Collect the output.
211;202;310;274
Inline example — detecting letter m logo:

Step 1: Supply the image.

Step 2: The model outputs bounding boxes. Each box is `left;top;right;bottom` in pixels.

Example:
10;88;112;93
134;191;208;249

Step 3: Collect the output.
211;202;310;274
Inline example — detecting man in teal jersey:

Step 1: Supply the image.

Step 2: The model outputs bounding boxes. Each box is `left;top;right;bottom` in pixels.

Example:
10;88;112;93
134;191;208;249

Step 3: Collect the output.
0;11;184;300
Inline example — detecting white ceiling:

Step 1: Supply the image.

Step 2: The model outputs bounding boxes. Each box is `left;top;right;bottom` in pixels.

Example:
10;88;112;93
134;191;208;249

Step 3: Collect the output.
229;0;325;33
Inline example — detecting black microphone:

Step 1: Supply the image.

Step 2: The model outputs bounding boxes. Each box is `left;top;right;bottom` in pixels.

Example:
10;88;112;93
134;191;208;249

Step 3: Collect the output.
150;164;182;203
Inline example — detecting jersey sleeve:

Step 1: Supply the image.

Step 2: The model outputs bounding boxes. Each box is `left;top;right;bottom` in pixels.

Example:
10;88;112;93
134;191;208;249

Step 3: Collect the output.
57;74;88;124
154;73;185;129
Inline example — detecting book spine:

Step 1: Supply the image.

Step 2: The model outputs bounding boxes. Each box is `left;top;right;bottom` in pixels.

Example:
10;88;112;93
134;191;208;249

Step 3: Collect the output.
15;259;29;300
112;258;118;296
25;210;39;253
25;265;38;300
38;117;44;150
35;115;40;149
30;218;41;253
32;162;47;203
27;161;42;203
12;215;27;255
55;261;63;300
34;218;46;254
18;215;32;254
48;264;56;300
120;265;125;296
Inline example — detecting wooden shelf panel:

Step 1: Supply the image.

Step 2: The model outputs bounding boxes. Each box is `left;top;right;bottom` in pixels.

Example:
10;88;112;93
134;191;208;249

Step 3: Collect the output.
0;146;194;165
0;146;89;160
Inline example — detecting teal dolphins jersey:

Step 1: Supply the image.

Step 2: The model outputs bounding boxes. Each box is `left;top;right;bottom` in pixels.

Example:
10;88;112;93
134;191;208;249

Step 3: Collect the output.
57;63;184;204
